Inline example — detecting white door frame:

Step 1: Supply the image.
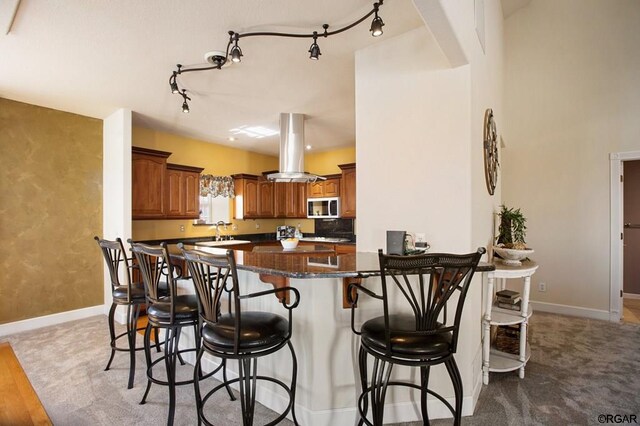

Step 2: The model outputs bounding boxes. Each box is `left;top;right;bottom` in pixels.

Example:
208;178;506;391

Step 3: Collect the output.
610;150;640;321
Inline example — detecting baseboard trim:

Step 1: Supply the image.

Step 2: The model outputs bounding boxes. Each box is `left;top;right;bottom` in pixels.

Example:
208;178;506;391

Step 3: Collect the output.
0;305;105;337
624;293;640;300
530;301;610;321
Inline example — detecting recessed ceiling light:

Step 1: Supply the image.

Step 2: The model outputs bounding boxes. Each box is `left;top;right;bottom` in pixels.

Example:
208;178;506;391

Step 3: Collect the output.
228;137;236;142
306;145;312;150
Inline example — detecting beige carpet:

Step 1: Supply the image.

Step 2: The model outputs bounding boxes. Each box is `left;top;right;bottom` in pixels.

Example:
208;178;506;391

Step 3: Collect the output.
4;312;640;425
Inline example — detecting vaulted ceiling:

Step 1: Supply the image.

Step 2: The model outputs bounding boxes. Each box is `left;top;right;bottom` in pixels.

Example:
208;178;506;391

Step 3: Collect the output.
0;0;426;155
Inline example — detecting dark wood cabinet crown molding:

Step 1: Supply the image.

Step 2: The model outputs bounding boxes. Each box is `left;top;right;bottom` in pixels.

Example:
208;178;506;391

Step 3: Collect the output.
132;146;172;158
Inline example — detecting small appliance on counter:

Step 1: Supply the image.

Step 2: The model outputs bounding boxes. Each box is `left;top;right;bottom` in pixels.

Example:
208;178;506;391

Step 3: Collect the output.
276;225;296;240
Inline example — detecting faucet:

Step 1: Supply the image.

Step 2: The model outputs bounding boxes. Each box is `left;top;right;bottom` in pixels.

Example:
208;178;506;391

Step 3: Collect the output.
215;221;226;241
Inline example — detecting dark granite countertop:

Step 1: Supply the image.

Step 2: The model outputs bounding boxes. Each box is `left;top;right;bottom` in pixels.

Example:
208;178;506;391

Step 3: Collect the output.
172;244;494;279
137;233;355;246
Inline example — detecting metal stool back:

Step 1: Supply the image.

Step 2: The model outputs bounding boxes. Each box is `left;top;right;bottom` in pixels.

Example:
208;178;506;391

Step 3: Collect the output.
180;245;300;426
349;248;485;425
95;236;145;389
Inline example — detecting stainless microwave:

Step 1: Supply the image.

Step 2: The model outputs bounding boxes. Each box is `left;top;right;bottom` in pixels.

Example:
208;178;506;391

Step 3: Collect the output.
307;197;340;218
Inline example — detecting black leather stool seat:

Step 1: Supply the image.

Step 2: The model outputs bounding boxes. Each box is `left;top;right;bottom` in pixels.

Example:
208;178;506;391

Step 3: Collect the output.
147;294;199;323
112;282;146;303
202;311;289;352
361;314;452;358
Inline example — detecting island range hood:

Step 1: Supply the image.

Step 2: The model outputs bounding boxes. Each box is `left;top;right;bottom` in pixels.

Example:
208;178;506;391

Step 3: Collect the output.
267;113;325;183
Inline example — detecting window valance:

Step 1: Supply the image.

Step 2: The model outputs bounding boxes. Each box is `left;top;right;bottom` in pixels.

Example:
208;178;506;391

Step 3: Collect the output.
200;175;235;198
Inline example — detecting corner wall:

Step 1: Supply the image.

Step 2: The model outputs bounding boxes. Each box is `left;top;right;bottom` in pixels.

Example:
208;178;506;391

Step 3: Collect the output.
503;0;640;313
0;98;103;324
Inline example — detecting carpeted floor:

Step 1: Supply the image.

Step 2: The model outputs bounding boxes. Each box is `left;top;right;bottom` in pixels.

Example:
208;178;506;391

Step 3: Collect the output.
3;312;640;425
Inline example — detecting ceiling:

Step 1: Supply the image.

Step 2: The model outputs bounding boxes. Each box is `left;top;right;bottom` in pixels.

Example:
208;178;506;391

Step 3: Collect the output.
0;0;425;155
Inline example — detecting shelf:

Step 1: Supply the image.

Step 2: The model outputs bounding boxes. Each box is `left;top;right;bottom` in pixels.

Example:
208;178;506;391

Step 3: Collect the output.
488;343;531;372
488;303;533;325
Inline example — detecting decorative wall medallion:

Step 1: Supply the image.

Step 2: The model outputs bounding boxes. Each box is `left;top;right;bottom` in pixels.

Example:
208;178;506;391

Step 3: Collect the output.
483;108;499;195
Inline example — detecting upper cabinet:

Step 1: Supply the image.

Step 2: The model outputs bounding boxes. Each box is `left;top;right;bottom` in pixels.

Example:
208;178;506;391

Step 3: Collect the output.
233;174;259;219
132;147;171;219
257;178;275;217
132;146;203;220
166;163;204;219
339;163;356;218
233;175;307;219
308;175;341;198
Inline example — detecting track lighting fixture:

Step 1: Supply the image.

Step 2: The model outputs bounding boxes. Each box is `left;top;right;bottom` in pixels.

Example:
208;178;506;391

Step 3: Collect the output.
180;89;191;114
169;0;385;111
309;32;321;60
370;2;385;37
230;33;243;63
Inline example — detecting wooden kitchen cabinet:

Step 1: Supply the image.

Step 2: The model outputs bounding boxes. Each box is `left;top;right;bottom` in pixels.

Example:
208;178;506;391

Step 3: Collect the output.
274;183;288;218
269;181;308;218
132;147;171;219
308;175;341;198
257;178;275;217
165;163;204;219
292;182;307;218
233;174;259;219
339;163;356;218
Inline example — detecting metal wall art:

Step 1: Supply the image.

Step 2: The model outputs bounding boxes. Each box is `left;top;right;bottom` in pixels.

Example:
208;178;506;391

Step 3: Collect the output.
483;108;499;195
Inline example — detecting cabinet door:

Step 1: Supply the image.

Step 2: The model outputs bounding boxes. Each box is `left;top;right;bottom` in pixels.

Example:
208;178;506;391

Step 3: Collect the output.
166;169;184;216
184;171;200;217
274;183;288;218
245;179;259;218
132;152;167;218
294;182;307;218
258;180;275;217
233;175;259;219
309;182;324;198
324;178;341;197
340;164;356;218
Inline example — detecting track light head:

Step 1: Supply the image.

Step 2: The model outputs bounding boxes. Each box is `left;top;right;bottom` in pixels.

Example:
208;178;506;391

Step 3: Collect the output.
370;15;384;37
230;42;243;63
170;79;179;94
309;33;321;60
182;100;190;114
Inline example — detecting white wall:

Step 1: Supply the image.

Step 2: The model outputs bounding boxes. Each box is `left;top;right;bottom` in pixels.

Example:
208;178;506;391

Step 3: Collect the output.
503;0;640;314
354;0;504;414
103;109;132;317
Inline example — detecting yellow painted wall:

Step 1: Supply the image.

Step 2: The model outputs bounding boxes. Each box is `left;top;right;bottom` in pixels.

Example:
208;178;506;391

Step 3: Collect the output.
306;146;356;175
0;98;103;324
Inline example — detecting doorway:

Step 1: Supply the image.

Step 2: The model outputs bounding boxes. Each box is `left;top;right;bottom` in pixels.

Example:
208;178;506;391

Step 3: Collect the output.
622;160;640;324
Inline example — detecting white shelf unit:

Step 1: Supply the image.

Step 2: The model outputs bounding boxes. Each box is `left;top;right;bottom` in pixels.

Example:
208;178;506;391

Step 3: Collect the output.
482;260;539;385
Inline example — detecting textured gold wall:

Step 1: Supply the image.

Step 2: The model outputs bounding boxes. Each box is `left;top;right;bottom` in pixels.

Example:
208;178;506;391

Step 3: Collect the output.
0;98;103;324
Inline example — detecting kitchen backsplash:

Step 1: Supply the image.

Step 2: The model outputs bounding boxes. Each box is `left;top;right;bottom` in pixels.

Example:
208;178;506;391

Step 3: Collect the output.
314;218;355;238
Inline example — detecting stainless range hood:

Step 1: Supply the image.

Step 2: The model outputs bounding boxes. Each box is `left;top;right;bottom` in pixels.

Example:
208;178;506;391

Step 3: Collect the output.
267;113;325;183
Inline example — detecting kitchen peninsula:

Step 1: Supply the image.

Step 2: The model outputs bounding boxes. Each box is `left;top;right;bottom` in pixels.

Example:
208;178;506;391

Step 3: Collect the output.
172;244;493;426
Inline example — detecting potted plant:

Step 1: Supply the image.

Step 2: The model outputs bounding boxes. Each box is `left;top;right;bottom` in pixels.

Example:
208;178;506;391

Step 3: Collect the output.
493;205;533;265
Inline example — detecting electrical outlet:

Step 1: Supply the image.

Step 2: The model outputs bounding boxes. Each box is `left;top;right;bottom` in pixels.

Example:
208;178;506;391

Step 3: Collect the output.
255;223;260;229
179;225;185;232
415;233;426;243
232;224;238;231
538;282;546;292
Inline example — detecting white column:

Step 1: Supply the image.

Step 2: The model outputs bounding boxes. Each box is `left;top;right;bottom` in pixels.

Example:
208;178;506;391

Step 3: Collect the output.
102;109;132;319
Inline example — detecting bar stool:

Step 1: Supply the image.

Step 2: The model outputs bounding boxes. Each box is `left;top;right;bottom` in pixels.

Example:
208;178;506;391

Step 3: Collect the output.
130;241;220;426
348;248;485;426
95;236;147;389
179;244;300;426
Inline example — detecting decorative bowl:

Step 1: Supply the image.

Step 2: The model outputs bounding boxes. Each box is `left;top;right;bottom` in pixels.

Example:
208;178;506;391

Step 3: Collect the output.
492;246;534;266
280;238;299;250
